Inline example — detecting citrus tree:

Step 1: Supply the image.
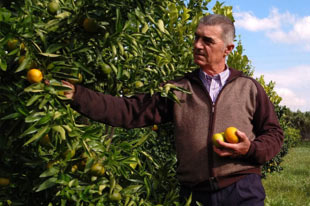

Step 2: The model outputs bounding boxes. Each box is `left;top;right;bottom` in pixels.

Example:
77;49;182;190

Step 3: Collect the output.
0;0;296;205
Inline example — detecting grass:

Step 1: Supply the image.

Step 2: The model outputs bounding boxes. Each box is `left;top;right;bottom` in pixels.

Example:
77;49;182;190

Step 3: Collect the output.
262;141;310;206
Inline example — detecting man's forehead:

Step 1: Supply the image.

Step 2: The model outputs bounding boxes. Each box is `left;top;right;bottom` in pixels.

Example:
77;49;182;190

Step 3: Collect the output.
195;24;222;36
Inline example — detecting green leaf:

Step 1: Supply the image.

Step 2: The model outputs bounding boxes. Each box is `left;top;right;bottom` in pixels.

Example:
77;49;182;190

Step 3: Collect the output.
24;125;49;146
15;55;31;73
40;167;59;178
0;58;7;71
1;112;21;120
24;83;44;93
35;177;58;192
26;94;43;106
39;52;61;58
52;125;66;140
25;112;45;123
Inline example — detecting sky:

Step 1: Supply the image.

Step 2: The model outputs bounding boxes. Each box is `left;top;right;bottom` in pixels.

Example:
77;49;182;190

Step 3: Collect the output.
208;0;310;112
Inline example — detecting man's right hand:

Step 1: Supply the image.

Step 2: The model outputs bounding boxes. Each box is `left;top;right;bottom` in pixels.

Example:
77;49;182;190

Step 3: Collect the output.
62;80;75;100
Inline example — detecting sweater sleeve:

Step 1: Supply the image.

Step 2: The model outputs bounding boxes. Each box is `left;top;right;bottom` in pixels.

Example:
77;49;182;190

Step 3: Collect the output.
70;85;173;129
245;81;284;165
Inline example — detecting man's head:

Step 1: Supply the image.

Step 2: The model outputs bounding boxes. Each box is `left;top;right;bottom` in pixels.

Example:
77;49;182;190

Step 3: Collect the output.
193;14;235;74
199;14;235;46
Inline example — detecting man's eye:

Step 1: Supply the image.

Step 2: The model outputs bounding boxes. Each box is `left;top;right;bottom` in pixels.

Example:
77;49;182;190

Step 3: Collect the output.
194;34;199;41
203;37;214;44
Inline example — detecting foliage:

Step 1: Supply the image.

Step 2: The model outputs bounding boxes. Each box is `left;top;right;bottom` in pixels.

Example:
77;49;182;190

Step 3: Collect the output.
281;109;310;140
0;0;208;205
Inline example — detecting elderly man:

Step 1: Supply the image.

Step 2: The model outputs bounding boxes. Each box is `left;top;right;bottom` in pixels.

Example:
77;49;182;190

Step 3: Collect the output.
63;14;283;206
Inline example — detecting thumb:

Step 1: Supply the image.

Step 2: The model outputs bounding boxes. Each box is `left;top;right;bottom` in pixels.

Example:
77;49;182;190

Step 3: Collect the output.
236;130;248;142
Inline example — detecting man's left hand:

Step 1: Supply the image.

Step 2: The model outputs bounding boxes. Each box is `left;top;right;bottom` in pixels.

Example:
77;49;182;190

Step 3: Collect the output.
213;130;251;158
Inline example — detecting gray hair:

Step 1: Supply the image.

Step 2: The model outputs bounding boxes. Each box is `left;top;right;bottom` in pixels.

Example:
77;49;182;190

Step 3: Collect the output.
199;14;235;45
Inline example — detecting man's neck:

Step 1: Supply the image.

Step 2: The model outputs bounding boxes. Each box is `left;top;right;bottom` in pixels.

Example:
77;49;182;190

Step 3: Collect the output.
201;63;226;76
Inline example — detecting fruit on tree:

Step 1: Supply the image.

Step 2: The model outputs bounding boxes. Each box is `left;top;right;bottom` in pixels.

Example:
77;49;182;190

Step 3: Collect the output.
48;1;59;14
109;192;122;201
101;63;112;75
27;68;43;83
39;134;51;146
0;177;10;187
83;18;99;33
134;81;144;88
71;164;78;173
224;127;239;143
90;163;105;176
212;132;225;147
152;124;158;131
7;38;19;51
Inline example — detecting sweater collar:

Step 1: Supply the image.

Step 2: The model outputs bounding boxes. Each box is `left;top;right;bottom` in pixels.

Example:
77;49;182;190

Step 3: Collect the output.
186;67;243;84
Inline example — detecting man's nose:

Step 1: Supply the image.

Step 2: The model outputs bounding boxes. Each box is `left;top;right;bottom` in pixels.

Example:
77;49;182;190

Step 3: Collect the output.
194;38;203;49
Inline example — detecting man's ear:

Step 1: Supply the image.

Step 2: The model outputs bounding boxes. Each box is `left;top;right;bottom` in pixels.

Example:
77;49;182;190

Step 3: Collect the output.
224;44;235;56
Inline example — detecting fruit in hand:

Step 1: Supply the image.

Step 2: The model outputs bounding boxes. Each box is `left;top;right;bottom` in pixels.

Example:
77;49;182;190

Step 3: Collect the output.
27;69;43;83
212;132;225;147
224;127;239;143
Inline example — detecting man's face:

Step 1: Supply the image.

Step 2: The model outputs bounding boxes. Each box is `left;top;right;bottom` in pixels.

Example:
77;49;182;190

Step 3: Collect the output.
193;24;228;69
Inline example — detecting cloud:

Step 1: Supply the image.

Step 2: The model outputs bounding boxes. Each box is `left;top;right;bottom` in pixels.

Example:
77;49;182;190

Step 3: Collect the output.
234;8;310;50
276;88;307;110
255;65;310;111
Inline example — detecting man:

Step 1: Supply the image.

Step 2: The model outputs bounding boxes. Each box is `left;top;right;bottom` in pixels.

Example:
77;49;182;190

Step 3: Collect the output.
63;14;283;206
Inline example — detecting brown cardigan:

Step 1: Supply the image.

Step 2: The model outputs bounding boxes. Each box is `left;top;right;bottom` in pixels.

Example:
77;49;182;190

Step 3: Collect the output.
71;68;284;189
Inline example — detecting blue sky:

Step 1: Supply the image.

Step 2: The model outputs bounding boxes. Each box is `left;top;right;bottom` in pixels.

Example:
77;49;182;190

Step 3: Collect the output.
208;1;310;112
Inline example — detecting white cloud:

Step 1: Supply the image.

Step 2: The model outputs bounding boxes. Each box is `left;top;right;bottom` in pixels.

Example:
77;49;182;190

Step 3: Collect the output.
234;8;295;32
255;65;310;112
234;8;310;50
276;88;307;110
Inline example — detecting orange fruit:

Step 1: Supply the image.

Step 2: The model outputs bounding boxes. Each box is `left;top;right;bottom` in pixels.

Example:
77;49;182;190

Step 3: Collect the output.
7;38;19;51
48;1;59;14
83;18;99;33
0;177;10;186
71;164;78;173
27;69;43;83
212;132;225;147
224;127;239;143
152;125;158;131
134;81;144;88
40;134;51;146
109;192;122;201
90;163;105;176
101;63;112;75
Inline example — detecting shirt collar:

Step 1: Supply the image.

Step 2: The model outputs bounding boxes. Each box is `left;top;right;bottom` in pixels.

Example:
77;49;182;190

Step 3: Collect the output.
199;65;230;85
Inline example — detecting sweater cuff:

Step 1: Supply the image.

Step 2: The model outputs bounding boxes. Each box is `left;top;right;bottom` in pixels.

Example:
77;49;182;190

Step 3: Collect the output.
244;142;257;163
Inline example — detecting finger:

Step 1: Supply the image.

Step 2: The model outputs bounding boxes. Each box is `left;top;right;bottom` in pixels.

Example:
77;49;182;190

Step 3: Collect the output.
236;130;247;141
213;146;234;157
61;80;74;89
44;79;50;85
216;139;238;150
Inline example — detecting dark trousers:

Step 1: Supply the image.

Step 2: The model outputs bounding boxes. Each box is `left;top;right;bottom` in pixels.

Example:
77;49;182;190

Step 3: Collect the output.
179;174;265;206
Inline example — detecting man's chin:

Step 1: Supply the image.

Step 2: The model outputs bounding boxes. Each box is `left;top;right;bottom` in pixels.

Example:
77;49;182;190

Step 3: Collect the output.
194;59;206;67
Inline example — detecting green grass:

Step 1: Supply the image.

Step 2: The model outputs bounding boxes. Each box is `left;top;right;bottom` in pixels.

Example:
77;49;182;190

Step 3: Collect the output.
262;141;310;206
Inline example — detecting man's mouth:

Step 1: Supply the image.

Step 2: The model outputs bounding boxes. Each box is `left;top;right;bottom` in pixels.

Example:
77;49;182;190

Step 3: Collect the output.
194;49;205;56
